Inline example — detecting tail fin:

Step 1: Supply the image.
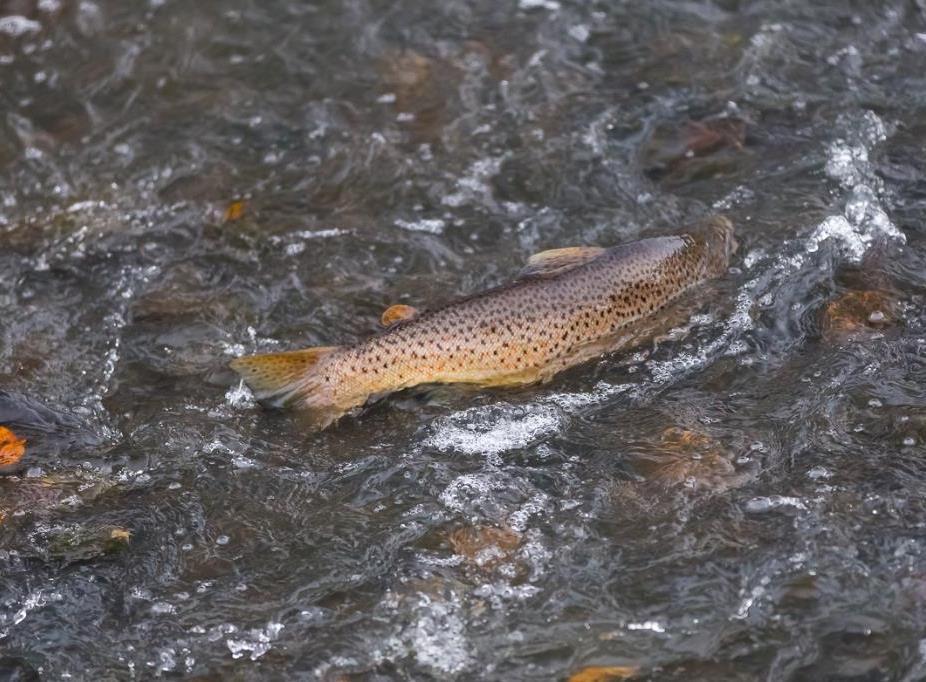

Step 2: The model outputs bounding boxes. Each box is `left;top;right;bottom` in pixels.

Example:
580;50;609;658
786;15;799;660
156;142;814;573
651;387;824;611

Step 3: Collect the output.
229;346;340;408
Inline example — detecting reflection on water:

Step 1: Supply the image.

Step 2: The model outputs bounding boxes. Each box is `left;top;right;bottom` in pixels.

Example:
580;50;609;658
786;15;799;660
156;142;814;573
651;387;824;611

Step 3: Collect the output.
1;0;926;678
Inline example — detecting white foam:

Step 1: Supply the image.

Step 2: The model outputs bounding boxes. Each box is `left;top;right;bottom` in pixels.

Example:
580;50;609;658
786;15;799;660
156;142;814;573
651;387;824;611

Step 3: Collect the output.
807;215;870;261
424;403;562;459
517;531;552;581
67;199;107;213
568;24;589;42
646;285;755;387
369;590;473;675
472;582;541;610
519;0;560;10
825;141;870;188
438;473;506;515
507;492;550;532
442;156;505;209
270;228;347;253
713;185;756;211
157;648;177;672
807;466;832;480
738;22;788;91
815;111;904;262
744;495;806;513
225;380;256;408
293;228;346;239
545;381;630;410
0;589;60;638
733;582;766;619
626;620;667;633
151;601;176;615
425;382;630;459
0;16;41;36
395;218;446;234
743;248;767;270
407;596;471;674
226;622;283;661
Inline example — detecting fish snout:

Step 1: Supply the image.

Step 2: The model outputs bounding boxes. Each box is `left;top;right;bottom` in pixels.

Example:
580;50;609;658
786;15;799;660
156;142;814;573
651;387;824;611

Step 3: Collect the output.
697;214;737;273
724;224;739;256
713;215;737;257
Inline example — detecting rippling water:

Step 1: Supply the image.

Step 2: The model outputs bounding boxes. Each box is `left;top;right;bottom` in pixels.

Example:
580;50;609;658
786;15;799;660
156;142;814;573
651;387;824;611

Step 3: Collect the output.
1;0;926;679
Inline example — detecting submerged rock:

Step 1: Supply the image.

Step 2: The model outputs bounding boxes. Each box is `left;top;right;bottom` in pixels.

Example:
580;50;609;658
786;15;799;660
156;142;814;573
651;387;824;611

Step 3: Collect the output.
377;49;460;143
821;289;899;342
447;524;522;575
30;522;131;565
642;115;748;184
0;656;40;682
627;427;752;492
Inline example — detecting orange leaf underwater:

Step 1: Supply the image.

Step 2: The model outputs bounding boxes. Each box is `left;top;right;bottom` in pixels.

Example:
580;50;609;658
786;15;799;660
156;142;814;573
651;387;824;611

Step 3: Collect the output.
0;426;26;467
223;200;247;222
568;665;639;682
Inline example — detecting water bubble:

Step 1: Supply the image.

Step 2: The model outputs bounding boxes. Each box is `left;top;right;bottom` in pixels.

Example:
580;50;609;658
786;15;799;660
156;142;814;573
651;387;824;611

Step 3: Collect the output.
151;602;176;615
394;218;446;234
226;622;283;661
519;0;560;10
157;649;176;672
403;594;471;674
568;25;590;42
745;496;806;513
626;620;666;633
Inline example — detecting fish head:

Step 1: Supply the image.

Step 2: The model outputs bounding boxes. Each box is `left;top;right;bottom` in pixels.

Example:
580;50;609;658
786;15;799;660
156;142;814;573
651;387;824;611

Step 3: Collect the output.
696;215;736;275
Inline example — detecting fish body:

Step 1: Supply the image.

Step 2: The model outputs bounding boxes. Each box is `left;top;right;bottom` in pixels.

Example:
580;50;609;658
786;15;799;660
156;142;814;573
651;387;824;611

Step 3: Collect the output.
231;216;735;427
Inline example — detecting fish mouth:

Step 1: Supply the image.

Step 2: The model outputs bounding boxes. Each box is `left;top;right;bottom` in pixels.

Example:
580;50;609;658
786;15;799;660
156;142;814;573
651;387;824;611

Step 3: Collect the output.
693;214;737;268
709;214;738;256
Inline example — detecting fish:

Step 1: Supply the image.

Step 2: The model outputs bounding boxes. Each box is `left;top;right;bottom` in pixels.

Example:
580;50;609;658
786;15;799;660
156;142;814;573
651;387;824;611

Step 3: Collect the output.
230;215;736;428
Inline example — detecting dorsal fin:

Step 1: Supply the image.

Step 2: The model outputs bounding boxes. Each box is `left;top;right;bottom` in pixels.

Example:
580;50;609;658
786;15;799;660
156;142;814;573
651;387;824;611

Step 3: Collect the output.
519;246;607;278
381;304;419;327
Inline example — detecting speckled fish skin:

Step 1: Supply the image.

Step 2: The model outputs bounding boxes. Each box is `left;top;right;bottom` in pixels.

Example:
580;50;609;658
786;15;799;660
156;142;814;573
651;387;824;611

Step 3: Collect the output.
231;216;735;426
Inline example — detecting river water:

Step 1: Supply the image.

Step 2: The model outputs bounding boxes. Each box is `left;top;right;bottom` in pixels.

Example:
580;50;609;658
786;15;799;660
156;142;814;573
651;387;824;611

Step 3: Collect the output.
1;0;925;679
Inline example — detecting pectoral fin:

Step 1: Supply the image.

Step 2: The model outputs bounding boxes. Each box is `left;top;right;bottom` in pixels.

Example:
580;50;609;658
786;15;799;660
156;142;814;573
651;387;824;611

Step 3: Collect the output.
381;304;419;327
519;246;606;278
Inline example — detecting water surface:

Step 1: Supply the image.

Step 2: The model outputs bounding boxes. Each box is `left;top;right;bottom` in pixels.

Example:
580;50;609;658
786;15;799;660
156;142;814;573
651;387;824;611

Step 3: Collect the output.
1;0;925;679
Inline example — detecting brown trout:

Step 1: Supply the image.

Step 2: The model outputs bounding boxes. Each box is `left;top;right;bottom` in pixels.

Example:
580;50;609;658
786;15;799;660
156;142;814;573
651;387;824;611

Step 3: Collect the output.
231;216;735;427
